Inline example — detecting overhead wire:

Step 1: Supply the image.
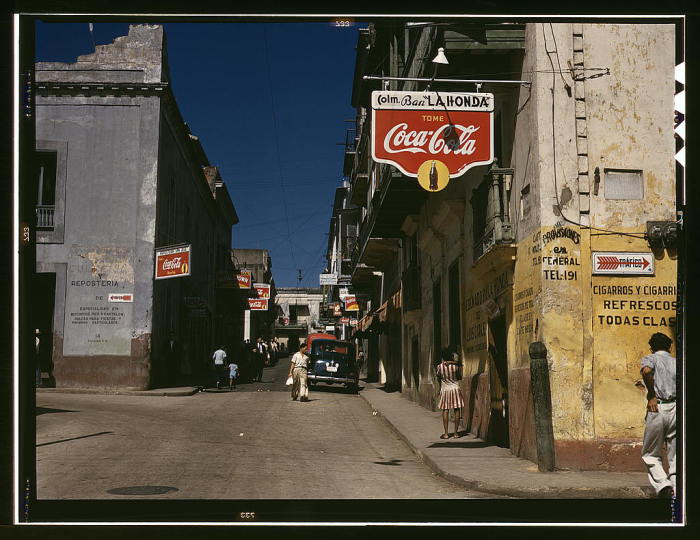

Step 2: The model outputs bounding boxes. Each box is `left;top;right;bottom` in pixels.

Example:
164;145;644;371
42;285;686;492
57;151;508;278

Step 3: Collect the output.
262;26;299;270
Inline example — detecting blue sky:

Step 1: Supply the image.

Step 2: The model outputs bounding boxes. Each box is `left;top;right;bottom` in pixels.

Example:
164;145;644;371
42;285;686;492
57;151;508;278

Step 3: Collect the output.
34;20;361;287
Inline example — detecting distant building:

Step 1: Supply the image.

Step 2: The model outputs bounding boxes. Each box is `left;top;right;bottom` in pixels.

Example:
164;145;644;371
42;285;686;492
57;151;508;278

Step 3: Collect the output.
33;24;241;389
231;248;277;341
274;288;325;349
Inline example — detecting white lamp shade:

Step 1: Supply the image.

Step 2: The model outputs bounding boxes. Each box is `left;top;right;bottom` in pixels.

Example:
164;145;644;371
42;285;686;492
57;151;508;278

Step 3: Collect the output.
432;47;449;65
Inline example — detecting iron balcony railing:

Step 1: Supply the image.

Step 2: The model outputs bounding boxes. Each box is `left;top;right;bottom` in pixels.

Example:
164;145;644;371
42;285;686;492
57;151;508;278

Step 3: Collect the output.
36;205;55;229
473;167;514;260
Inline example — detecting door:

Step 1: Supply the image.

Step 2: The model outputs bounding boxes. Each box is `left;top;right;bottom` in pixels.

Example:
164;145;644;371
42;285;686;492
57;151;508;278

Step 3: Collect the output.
487;313;509;447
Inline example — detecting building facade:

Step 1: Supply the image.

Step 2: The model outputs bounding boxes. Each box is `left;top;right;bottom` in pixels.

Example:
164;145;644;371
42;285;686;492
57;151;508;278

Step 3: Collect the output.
231;248;277;341
338;21;680;471
34;24;242;390
274;288;325;350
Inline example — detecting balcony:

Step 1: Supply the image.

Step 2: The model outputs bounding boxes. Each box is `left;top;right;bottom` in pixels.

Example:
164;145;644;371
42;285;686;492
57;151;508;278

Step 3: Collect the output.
36;205;55;229
472;167;515;261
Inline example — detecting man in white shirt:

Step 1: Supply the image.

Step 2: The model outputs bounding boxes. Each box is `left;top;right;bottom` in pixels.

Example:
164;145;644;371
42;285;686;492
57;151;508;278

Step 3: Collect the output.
212;346;227;389
287;343;310;402
640;332;677;499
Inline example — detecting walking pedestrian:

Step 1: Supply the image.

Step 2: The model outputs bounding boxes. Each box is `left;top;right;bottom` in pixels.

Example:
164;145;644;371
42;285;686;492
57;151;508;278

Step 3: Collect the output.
436;347;464;439
212;345;227;389
254;337;266;381
288;342;310;402
228;360;239;390
640;332;677;499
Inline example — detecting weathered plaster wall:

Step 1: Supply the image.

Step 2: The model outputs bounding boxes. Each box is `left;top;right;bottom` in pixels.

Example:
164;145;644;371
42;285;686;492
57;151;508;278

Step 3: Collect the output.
583;24;677;443
504;23;676;469
35;25;166;389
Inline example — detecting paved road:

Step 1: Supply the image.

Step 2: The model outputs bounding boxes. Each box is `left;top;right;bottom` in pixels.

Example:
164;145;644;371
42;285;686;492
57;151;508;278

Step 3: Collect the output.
36;358;504;499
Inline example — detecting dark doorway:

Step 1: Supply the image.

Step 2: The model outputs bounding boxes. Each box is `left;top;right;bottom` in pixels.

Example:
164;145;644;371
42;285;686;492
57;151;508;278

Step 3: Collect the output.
448;260;461;350
34;273;56;387
411;335;419;389
432;279;442;364
487;313;509;448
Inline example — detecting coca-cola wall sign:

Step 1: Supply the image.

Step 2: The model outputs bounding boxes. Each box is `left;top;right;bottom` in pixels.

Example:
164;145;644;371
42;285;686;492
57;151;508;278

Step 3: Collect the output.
155;244;191;280
371;90;494;180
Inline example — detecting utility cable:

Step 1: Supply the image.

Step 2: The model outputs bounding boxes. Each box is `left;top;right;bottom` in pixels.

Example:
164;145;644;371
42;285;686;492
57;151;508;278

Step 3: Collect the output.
262;26;299;270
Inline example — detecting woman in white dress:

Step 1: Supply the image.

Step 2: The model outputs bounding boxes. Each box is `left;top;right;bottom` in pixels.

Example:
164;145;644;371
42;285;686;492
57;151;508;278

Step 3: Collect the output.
288;342;310;402
436;347;464;439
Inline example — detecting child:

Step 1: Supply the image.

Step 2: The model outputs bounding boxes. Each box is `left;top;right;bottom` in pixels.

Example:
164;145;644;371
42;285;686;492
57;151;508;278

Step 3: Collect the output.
228;361;239;390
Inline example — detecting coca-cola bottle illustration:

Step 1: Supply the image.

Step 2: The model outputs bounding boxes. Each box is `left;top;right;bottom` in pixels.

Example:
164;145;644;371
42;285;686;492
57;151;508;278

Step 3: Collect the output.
429;160;438;190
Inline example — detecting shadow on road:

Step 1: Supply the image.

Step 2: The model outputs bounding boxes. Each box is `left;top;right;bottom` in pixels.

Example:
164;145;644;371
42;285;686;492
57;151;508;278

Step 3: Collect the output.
37;431;113;447
36;406;79;416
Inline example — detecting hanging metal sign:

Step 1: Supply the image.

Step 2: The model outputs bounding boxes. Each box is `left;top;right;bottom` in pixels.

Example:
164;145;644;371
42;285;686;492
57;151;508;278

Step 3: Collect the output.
155;244;191;280
320;273;338;285
248;298;269;311
253;282;271;299
344;295;359;311
237;270;252;289
371;90;494;191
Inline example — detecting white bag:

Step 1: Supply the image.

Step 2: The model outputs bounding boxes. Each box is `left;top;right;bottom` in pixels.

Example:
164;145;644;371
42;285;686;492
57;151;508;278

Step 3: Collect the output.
285;376;293;386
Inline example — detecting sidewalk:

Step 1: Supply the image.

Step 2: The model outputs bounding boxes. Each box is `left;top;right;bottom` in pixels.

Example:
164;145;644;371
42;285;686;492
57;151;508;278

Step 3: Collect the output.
360;382;653;499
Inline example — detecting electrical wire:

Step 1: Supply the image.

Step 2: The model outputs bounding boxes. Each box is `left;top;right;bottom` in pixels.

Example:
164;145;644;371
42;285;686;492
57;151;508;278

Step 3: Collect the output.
541;23;646;240
262;26;299;270
548;23;572;92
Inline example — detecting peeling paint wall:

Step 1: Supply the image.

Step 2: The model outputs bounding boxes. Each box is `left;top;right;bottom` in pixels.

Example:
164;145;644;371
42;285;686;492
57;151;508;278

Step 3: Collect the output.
35;25;167;390
502;23;677;469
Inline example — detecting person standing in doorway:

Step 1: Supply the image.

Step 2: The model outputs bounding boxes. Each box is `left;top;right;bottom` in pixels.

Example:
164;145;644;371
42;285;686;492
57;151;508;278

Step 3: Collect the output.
288;342;310;402
35;328;42;388
437;347;464;439
212;345;227;389
641;332;677;499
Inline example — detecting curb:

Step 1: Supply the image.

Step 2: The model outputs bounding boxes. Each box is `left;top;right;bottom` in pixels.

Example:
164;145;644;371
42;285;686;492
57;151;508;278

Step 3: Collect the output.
360;389;650;499
36;387;200;397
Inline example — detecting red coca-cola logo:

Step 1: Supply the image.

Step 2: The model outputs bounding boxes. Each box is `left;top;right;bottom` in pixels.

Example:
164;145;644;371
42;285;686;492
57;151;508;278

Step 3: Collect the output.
155;246;191;279
162;257;181;270
372;104;493;178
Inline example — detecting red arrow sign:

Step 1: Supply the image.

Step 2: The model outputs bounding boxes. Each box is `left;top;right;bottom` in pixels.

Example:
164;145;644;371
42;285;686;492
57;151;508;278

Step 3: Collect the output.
596;256;650;270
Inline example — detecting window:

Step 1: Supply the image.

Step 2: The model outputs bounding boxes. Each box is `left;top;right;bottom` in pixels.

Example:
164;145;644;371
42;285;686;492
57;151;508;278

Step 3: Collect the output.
520;184;531;219
471;168;514;260
604;169;644;200
35;151;57;229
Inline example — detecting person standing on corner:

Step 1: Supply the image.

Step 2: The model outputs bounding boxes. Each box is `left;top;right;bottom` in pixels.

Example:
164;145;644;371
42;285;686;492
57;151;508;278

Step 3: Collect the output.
640;332;677;499
288;342;310;402
437;347;464;439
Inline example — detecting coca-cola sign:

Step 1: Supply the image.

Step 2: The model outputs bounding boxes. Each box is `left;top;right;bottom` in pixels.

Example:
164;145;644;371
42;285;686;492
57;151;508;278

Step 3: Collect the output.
371;90;494;178
155;244;191;280
248;298;269;311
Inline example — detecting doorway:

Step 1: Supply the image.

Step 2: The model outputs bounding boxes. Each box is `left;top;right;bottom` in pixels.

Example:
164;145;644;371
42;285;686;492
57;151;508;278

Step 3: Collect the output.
34;273;56;387
487;313;509;448
411;335;420;390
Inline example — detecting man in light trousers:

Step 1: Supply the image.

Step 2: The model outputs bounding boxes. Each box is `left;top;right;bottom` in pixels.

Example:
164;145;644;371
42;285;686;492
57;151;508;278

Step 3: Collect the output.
288;342;309;402
640;332;676;499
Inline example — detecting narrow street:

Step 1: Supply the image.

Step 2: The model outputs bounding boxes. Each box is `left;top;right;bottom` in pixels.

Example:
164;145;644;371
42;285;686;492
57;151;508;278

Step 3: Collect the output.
36;358;504;499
